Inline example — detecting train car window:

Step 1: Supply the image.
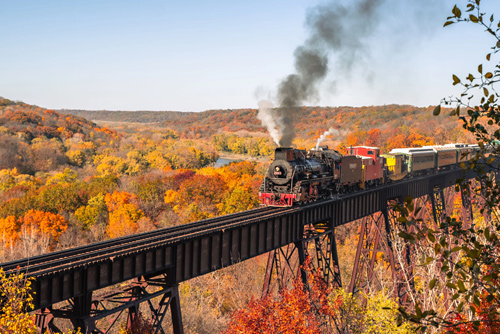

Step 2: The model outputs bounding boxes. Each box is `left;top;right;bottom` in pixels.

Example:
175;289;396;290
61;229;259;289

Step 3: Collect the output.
367;150;374;155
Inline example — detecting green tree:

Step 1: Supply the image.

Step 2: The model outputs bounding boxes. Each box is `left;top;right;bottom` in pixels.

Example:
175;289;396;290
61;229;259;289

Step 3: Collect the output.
74;193;107;230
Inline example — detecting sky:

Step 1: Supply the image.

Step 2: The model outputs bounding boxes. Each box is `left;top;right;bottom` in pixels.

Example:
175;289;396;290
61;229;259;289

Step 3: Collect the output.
1;0;500;112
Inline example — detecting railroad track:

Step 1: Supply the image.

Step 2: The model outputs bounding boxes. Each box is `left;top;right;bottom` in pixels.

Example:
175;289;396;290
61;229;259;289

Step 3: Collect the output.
1;206;290;277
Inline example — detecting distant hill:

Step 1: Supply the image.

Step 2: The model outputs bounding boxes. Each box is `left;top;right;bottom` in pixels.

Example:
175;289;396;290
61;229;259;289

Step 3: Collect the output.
0;98;108;142
60;104;460;142
59;108;263;137
2;97;468;156
0;97;118;173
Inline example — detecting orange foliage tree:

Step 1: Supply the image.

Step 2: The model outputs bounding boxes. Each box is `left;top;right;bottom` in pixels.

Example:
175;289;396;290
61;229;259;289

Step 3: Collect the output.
366;128;381;147
383;128;435;152
176;174;226;208
0;216;19;248
167;173;227;222
105;191;145;238
18;209;68;245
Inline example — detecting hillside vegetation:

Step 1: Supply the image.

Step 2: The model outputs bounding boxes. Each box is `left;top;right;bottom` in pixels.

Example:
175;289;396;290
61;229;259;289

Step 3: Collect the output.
62;104;471;152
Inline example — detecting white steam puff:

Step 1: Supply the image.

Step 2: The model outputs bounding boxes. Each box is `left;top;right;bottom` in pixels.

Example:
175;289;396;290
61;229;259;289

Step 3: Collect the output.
316;127;340;150
257;100;281;145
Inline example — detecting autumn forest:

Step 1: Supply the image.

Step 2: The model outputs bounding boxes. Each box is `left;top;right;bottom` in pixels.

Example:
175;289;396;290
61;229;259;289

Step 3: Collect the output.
0;94;480;334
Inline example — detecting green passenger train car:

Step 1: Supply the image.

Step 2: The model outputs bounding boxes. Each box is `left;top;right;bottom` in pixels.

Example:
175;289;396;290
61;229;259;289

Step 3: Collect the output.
387;147;435;174
423;145;458;169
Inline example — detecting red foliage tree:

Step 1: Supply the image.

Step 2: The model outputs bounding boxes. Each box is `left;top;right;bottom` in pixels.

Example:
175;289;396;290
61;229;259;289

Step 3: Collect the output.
224;258;341;334
445;292;500;334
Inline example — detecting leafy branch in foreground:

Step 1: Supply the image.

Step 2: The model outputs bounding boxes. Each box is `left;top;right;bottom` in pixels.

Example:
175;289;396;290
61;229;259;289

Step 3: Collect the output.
397;2;500;331
395;195;500;332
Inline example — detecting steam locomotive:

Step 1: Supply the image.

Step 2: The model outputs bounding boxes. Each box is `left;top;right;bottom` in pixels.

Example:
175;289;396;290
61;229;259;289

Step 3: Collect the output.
259;144;478;206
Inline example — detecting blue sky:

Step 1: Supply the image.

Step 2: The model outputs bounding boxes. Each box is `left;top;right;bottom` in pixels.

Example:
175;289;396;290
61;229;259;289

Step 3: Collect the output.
1;0;500;112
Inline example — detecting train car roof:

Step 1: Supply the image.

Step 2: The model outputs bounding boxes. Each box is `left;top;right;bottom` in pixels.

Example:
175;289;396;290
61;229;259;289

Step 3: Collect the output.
443;143;472;148
389;148;435;155
350;146;379;150
423;145;458;152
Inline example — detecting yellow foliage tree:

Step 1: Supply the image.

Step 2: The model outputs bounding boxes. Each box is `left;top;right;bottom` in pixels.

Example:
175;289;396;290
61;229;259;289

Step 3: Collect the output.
46;168;78;186
331;289;415;333
145;150;171;170
0;269;82;334
94;155;127;176
66;149;86;167
125;150;149;176
219;184;259;215
0;168;37;191
0;268;36;334
164;189;179;205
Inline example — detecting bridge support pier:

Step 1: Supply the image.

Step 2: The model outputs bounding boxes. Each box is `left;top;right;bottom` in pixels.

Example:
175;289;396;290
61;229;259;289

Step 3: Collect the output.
35;274;184;334
349;203;416;307
35;308;60;334
349;212;386;295
262;218;341;297
431;187;448;227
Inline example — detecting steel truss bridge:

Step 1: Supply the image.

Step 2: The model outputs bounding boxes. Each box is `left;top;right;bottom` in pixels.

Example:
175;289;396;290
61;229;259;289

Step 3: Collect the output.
0;168;486;333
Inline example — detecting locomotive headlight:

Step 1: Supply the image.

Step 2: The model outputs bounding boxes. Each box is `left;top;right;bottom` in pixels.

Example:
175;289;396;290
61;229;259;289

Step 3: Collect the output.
273;166;286;177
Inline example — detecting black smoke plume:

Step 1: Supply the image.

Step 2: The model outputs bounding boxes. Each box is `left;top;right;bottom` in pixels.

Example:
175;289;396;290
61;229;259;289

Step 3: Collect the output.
274;0;384;147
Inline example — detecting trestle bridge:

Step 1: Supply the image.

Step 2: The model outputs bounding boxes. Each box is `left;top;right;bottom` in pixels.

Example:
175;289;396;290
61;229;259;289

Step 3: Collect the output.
0;168;482;333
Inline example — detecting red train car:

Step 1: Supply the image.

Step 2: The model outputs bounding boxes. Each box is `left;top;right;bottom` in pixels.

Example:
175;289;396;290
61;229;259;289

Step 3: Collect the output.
346;146;385;186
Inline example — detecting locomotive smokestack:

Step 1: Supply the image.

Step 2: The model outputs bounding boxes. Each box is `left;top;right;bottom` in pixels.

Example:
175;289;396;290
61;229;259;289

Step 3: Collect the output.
264;0;385;147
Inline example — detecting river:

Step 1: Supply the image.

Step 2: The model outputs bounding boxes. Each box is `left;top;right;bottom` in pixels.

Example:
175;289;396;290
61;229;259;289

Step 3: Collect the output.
213;157;241;168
